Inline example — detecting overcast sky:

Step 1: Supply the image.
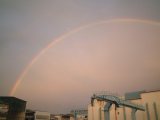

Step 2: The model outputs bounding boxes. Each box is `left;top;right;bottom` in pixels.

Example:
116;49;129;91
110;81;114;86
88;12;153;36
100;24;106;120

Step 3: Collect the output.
0;0;160;113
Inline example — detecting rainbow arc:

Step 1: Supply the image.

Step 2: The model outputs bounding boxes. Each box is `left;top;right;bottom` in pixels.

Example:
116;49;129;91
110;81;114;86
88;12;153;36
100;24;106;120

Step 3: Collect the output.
9;18;160;96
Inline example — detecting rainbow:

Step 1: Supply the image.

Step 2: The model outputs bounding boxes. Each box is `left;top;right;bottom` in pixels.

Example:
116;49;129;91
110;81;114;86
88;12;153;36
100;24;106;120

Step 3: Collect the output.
9;18;160;96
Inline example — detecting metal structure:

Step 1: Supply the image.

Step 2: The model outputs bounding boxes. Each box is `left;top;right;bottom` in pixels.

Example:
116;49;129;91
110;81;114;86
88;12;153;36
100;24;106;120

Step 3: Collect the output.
91;94;145;120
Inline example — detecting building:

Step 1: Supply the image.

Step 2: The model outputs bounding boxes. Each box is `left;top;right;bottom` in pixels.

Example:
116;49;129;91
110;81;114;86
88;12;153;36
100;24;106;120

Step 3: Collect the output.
0;96;27;120
125;90;160;120
50;114;58;120
25;109;51;120
53;114;72;120
88;90;160;120
70;109;88;120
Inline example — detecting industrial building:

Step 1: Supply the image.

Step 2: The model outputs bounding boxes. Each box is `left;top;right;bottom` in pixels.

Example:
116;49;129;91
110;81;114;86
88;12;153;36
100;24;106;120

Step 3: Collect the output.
53;114;72;120
50;114;58;120
52;110;88;120
0;96;26;120
25;109;51;120
25;109;77;120
88;90;160;120
1;90;159;120
70;109;88;120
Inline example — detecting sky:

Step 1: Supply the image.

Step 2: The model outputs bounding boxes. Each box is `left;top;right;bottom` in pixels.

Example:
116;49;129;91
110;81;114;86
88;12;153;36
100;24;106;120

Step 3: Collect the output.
0;0;160;113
